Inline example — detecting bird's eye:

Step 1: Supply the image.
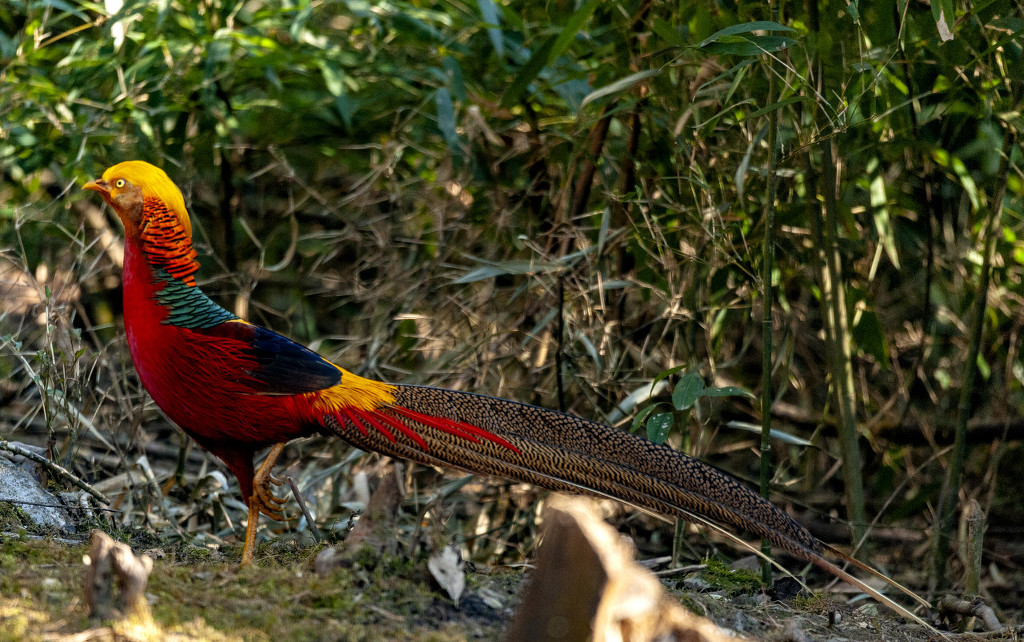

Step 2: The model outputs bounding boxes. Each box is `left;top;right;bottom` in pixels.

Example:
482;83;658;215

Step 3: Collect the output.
115;179;126;188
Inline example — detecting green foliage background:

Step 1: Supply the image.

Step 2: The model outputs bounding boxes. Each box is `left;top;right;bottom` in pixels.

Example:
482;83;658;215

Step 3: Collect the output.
2;0;1023;603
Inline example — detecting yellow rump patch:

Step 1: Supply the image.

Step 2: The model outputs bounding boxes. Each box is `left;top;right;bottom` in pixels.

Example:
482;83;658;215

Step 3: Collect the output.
309;368;397;413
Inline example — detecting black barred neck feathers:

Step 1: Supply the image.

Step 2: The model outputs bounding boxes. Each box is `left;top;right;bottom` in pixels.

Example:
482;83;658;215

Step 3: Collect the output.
140;196;201;285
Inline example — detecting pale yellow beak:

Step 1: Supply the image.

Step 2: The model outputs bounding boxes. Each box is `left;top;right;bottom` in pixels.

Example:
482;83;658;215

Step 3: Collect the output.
82;178;109;196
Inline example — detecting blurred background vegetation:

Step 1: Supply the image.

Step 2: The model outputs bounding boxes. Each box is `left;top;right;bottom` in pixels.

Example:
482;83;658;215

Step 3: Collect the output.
1;0;1022;615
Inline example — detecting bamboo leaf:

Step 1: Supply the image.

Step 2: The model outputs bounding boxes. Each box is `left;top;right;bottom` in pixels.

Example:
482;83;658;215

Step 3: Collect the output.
870;172;900;270
476;0;503;57
318;60;345;97
611;381;669;424
548;0;602;66
652;17;686;47
747;95;803;119
453;259;562;283
699;20;794;47
932;0;955;42
500;36;556;108
435;87;459;149
735;123;767;200
852;308;889;363
724;421;814;447
702;35;796;56
651;364;686;386
579;69;660;110
703;386;755;399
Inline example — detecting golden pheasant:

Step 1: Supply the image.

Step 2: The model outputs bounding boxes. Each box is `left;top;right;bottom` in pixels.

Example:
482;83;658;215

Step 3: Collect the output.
82;161;927;619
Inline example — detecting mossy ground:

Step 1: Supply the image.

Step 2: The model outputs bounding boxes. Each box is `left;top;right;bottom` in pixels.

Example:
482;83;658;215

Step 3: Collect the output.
0;533;951;641
0;535;522;641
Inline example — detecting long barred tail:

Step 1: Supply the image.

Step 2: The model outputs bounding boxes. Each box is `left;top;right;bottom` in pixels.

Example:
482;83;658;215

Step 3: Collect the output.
320;384;822;562
319;385;935;621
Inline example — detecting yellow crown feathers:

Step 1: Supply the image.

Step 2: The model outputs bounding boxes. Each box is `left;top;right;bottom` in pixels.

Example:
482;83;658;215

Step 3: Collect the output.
102;161;192;239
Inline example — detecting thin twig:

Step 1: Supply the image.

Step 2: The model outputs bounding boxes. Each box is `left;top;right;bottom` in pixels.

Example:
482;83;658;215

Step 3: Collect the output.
555;275;566;412
0;440;109;505
0;498;119;513
286;476;321;543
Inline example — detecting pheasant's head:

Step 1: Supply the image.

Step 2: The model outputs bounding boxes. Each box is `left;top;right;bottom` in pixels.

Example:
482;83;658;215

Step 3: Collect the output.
84;161;191;239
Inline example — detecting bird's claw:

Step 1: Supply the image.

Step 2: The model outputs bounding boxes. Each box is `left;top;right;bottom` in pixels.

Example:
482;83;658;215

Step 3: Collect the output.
251;475;287;521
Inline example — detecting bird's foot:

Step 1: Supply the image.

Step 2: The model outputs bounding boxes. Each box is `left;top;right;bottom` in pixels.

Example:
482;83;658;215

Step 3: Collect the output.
240;442;288;566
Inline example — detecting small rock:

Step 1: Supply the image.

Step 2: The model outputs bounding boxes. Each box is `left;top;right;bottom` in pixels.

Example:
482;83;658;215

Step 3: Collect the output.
682;576;710;591
0;457;74;532
428;544;466;604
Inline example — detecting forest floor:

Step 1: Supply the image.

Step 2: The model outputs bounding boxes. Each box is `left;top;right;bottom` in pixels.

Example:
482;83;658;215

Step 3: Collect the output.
0;528;1007;641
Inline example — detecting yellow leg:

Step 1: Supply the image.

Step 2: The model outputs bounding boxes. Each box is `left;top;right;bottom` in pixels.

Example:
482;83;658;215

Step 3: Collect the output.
240;442;288;566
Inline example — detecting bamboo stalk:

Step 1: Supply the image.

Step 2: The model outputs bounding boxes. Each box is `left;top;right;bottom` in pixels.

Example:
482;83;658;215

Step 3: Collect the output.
758;0;783;586
931;128;1015;590
802;0;867;554
964;499;984;597
819;140;868;554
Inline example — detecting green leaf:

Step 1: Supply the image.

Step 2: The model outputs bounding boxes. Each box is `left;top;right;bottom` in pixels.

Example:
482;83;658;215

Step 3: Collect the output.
500;36;556;108
443;56;466;103
289;4;314;41
453;258;563;284
932;0;955;42
579;69;661;110
747;96;803;119
476;0;503;57
672;371;704;410
976;353;990;380
41;0;88;19
852;308;889;363
932;149;980;211
652;17;686;47
703;386;755;399
435;88;458;149
333;96;355;131
723;421;814;447
548;0;602;66
698;20;795;47
702;35;796;56
870;171;900;270
735;123;767;200
651;364;686;386
631;403;661;433
646;412;674;444
318;61;345;97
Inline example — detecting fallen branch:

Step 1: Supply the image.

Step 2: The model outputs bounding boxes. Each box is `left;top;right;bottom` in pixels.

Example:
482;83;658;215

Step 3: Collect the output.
937;595;1002;632
0;440;109;505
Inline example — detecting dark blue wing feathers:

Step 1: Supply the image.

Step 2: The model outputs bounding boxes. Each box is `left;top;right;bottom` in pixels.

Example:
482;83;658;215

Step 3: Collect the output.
246;326;342;394
193;320;342;395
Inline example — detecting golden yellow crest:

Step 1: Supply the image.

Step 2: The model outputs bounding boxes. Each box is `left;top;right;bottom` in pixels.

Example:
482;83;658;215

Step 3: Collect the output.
102;161;192;239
